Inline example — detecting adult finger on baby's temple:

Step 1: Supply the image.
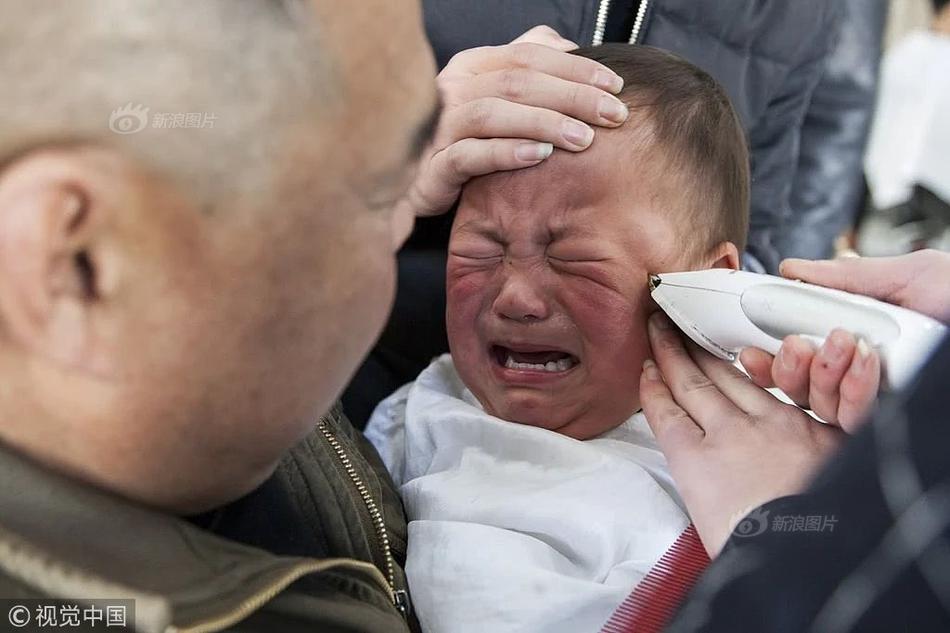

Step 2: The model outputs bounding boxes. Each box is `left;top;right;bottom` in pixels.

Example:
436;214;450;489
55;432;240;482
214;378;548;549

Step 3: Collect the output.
647;312;741;431
640;360;704;451
836;340;881;434
686;342;777;418
511;25;578;51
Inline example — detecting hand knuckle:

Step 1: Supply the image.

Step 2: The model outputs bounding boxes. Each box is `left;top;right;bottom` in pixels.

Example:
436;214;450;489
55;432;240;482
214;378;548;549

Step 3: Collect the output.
499;69;529;100
444;143;468;174
508;43;537;68
465;99;493;130
659;406;692;426
567;85;585;111
682;372;715;394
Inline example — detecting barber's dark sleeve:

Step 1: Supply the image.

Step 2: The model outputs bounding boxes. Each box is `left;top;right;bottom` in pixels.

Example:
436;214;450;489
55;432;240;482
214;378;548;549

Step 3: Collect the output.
666;334;950;633
776;0;887;261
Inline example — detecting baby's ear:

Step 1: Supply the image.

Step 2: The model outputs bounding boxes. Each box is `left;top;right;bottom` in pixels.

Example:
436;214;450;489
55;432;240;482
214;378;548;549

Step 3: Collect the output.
706;241;740;271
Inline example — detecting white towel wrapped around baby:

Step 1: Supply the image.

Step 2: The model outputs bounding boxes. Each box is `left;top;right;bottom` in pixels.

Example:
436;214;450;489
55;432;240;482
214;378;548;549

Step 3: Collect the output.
366;354;690;633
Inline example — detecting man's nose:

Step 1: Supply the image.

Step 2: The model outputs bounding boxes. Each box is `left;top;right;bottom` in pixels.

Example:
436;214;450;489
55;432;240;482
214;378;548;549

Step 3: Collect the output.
492;267;551;322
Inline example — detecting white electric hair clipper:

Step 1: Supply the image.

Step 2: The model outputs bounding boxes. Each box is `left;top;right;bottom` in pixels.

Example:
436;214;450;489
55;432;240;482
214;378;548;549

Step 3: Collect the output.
649;269;947;390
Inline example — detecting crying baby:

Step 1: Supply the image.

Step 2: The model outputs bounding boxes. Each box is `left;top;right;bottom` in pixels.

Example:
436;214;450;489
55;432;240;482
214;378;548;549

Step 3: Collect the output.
365;44;749;633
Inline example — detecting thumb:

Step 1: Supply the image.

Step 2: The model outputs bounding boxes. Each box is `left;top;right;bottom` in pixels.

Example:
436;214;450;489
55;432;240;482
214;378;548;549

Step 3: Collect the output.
779;257;907;305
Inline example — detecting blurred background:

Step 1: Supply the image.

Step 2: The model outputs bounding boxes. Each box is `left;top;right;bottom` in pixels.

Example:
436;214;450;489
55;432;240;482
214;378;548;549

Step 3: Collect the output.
846;0;950;257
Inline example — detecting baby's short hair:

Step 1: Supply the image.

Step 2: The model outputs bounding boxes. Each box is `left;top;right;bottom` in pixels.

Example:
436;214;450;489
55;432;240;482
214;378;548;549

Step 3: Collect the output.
573;44;750;255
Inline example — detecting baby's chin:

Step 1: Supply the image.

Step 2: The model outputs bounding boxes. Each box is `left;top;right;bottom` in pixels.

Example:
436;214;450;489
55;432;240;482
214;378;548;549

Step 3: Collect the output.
481;394;640;441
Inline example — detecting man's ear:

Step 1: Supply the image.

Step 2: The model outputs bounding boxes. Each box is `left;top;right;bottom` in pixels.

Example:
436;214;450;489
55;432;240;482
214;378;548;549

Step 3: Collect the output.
0;147;117;374
705;241;741;271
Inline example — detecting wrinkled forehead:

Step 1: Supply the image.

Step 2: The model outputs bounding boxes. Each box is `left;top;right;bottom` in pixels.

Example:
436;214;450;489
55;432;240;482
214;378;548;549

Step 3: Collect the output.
457;123;671;237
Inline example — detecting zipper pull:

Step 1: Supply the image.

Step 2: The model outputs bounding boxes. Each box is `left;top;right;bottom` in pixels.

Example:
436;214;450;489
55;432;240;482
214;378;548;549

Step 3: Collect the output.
393;589;412;619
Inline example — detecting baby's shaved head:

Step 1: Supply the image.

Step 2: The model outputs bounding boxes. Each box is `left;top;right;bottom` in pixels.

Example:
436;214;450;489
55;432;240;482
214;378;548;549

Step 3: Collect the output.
572;44;750;256
0;0;334;207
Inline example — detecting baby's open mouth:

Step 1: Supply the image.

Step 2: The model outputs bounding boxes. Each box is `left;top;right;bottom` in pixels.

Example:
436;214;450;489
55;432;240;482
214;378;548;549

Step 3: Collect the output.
491;345;579;373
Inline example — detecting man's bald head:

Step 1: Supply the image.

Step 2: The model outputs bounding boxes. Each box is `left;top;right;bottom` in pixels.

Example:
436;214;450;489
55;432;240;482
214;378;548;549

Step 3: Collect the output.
0;0;333;206
0;0;436;512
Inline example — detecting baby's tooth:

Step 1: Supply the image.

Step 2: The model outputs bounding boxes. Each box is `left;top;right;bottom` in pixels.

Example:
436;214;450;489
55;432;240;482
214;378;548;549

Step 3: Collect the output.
505;355;517;369
545;361;558;372
556;358;571;371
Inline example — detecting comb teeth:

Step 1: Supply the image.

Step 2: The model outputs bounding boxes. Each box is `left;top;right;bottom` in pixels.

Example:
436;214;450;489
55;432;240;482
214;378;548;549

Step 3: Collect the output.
600;524;710;633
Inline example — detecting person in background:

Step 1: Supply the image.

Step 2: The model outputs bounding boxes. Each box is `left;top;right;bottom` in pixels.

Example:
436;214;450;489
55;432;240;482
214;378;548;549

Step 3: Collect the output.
343;0;859;429
777;0;888;260
860;0;950;256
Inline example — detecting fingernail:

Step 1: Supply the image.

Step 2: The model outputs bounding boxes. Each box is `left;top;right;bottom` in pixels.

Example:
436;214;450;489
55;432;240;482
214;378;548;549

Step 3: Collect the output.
515;142;554;162
779;345;798;372
820;332;848;364
851;338;871;375
561;119;594;148
598;95;629;124
643;359;659;380
594;70;624;94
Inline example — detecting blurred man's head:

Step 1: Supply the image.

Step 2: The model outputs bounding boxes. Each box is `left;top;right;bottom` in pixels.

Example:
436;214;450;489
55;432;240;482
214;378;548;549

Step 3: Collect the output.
447;45;748;439
0;0;436;512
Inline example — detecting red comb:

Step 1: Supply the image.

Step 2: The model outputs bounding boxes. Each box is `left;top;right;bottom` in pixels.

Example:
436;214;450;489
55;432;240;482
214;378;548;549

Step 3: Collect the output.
600;524;710;633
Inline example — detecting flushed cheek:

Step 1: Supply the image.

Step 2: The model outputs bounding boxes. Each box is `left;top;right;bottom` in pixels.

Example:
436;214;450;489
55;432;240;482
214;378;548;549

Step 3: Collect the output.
562;282;651;392
446;266;497;365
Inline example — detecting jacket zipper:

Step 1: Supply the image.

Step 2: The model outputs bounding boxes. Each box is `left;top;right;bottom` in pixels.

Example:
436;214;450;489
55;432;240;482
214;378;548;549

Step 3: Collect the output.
316;420;411;619
591;0;612;46
173;558;393;633
592;0;651;46
628;0;650;44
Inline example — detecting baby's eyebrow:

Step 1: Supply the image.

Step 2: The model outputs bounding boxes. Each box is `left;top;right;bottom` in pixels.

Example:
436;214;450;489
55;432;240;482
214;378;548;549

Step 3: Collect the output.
454;219;505;243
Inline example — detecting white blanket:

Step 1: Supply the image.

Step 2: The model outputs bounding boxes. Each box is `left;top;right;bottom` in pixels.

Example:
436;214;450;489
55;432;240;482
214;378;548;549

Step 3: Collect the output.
365;354;689;633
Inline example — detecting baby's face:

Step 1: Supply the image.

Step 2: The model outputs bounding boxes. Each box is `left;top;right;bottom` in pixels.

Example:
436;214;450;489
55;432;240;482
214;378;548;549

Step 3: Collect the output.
447;137;695;439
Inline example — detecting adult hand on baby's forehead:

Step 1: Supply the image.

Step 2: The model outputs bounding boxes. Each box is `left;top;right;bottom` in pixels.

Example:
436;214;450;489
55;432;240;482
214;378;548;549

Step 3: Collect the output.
400;25;630;218
640;312;845;558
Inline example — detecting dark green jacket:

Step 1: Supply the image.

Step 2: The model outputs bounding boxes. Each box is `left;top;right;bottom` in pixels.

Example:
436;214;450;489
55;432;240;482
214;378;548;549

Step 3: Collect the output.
0;404;412;632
